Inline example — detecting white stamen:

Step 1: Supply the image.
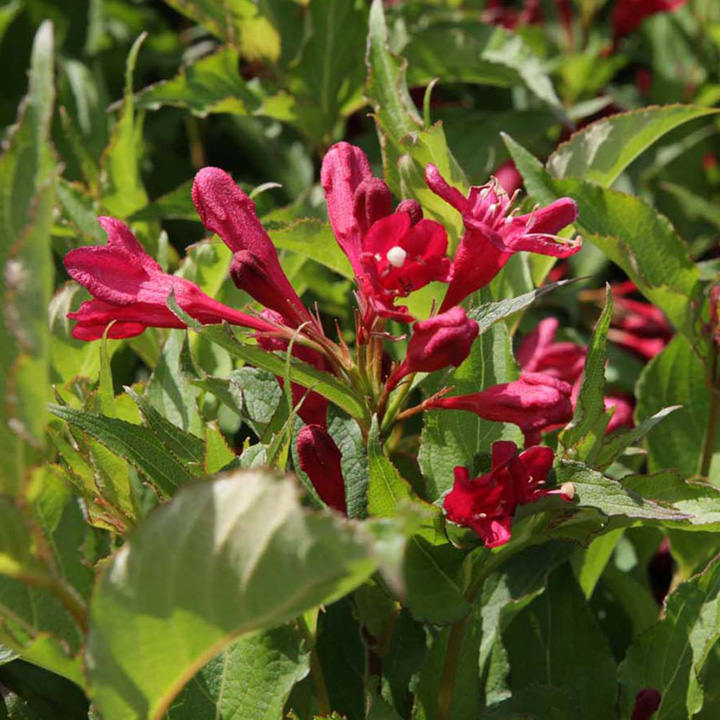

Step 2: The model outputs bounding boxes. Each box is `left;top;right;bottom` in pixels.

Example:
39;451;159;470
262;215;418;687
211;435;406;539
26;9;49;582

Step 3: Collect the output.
479;187;489;199
560;482;576;500
386;246;407;268
374;253;382;262
487;203;497;215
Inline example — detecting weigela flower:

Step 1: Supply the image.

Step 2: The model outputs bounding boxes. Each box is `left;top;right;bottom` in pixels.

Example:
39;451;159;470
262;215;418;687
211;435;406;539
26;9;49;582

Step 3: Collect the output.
425;164;581;312
612;0;687;39
516;317;586;384
426;372;573;445
256;310;331;429
444;440;570;548
389;307;479;388
296;424;347;514
322;142;451;323
64;217;275;341
519;316;635;435
192;167;313;328
483;0;543;29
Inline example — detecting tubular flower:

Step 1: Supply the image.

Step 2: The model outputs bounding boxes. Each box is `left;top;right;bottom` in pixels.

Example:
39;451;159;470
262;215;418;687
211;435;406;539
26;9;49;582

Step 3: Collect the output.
516;317;586;384
192;167;312;328
444;441;571;548
425;164;581;312
519;316;634;436
256;310;331;429
321;142;451;323
612;0;687;39
389;307;479;388
426;372;573;445
64;217;275;341
296;425;347;514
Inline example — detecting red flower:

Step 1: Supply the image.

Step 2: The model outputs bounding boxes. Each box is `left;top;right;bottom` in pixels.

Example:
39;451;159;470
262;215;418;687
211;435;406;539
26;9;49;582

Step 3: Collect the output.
631;689;661;720
612;0;687;39
444;440;569;548
296;424;347;514
64;218;274;341
192;167;312;328
483;0;543;29
493;159;523;196
256;309;331;429
426;372;573;444
516;317;586;384
605;394;635;433
321;142;451;323
425;165;581;312
389;307;479;388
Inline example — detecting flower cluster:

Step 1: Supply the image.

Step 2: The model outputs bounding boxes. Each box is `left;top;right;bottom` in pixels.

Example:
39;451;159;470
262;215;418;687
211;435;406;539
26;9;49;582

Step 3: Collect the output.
443;441;574;548
63;141;582;522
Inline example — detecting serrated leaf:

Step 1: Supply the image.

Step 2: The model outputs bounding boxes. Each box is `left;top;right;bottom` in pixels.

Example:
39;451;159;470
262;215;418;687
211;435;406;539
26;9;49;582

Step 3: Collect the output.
504;134;700;336
327;407;368;520
636;335;718;480
0;21;56;491
619;555;720;719
86;470;381;720
556;460;690;522
204;423;236;474
49;405;198;495
167;625;309;720
367;416;415;517
547;105;719;187
560;285;613;457
405;20;562;111
136;45;260;117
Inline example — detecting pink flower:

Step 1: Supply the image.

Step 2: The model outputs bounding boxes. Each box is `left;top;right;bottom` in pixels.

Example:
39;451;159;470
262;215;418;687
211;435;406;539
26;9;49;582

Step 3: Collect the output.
516;317;586;384
64;217;274;341
613;0;687;38
493;159;523;196
321;142;451;323
425;165;581;312
389;307;478;388
426;372;573;445
296;425;347;514
605;394;634;433
631;689;661;720
192;167;312;328
256;310;331;428
444;440;568;548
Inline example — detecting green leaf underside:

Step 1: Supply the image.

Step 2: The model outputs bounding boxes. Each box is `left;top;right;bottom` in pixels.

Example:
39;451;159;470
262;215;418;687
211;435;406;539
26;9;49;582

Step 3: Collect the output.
86;471;379;720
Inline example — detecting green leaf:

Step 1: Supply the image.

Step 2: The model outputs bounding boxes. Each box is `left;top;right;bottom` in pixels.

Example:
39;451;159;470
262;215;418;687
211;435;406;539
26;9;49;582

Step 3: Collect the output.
0;21;56;492
268;219;353;280
405;20;562;111
556;460;690;523
478;543;578;703
364;0;465;240
468;279;576;333
171;308;368;422
136;45;260;117
419;318;520;500
559;285;613;458
547;105;719;187
636;335;718;480
125;386;205;466
167;625;309;720
367;416;415;517
288;0;367;143
504;134;700;335
503;566;617;720
619;555;720;719
49;405;198;496
403;536;470;625
99;33;149;219
571;529;624;599
327;408;368;520
86;470;380;720
204;423;236;475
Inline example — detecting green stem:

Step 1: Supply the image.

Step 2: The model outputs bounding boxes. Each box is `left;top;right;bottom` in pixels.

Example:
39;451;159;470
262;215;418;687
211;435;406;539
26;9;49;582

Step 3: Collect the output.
436;615;470;720
297;615;331;716
700;388;720;477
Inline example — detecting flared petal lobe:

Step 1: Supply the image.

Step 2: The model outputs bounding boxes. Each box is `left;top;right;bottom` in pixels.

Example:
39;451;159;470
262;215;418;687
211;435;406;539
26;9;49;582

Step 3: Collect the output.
64;218;274;341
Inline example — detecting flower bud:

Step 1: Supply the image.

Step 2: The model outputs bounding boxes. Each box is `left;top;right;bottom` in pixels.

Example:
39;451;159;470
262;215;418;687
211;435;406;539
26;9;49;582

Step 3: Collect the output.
353;177;393;237
296;425;347;514
395;198;423;226
631;689;661;720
